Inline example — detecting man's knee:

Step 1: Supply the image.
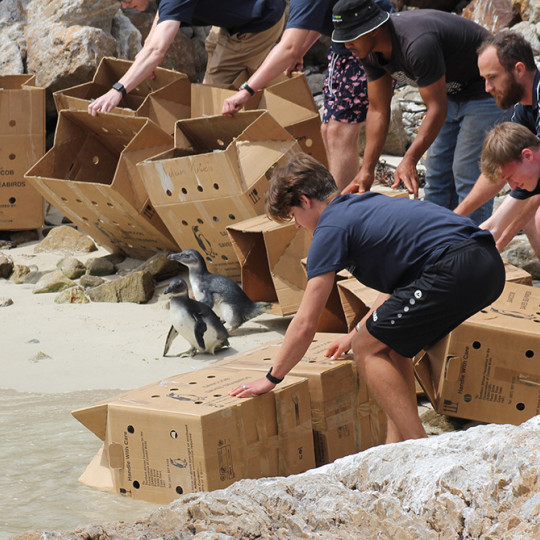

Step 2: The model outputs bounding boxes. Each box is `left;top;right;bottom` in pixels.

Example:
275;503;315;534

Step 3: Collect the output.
325;120;361;151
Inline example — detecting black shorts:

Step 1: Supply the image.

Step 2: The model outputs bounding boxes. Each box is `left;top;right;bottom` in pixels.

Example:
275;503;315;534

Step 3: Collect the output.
365;236;505;358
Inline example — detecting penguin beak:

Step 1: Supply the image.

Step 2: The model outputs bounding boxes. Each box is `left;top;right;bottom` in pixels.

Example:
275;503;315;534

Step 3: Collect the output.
168;253;181;262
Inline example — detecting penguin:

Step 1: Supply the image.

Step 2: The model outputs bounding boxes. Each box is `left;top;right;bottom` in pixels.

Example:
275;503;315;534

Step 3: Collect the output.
162;277;229;357
168;249;271;331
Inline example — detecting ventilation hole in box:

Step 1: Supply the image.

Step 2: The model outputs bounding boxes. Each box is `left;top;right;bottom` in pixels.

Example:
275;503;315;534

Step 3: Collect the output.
206;256;213;264
472;341;481;349
308;360;315;363
133;481;140;489
9;153;16;160
128;222;136;228
170;430;178;439
305;138;313;148
182;220;188;226
101;127;109;133
176;486;184;495
82;216;89;221
166;189;172;197
151;394;160;398
9;197;16;204
116;128;124;135
169;387;178;391
217;138;225;147
197;218;204;224
526;350;535;358
112;221;119;226
189;381;197;385
91;201;98;206
516;402;525;411
9;120;16;127
197;186;203;192
61;197;68;202
213;216;219;222
464;394;472;402
92;155;100;165
221;255;228;261
228;214;236;220
207;375;215;379
213;183;219;190
194;401;203;404
127;425;135;433
76;199;83;204
180;188;186;194
127;243;134;248
120;488;127;494
97;219;104;224
107;202;114;208
213;394;222;397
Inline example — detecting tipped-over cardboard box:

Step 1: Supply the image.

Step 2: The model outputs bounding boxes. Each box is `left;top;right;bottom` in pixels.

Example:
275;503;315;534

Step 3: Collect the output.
138;110;301;279
227;214;311;315
0;74;46;230
25;110;178;258
415;282;540;425
504;259;533;286
73;367;315;504
191;72;327;166
214;333;386;466
54;57;191;135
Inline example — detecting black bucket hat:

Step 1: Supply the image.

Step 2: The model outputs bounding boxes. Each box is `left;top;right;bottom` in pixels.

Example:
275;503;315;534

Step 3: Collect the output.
332;0;390;43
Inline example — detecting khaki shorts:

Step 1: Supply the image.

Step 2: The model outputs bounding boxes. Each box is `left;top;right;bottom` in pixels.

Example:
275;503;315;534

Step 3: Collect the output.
203;11;286;86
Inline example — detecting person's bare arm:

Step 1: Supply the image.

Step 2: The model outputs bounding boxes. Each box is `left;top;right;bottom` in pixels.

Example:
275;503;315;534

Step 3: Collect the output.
222;28;321;116
390;76;448;198
454;173;506;216
88;16;179;115
229;272;334;397
341;75;394;194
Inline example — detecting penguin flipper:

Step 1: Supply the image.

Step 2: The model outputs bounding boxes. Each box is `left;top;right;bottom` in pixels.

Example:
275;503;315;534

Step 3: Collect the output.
163;325;178;357
193;313;208;350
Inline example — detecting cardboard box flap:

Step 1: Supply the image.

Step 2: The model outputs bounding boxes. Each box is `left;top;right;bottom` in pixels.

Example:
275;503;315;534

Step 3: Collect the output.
236;110;297;143
413;352;437;406
259;92;317;126
262;73;319;114
190;83;261;118
72;402;109;441
78;445;115;492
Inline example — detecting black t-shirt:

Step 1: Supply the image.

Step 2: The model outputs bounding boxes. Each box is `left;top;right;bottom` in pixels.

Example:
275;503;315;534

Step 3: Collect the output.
361;10;490;101
307;193;490;293
156;0;286;34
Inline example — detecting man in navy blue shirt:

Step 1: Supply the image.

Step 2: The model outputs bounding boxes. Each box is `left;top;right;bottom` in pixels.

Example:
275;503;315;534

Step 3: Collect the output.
230;153;504;444
88;0;285;115
479;122;540;256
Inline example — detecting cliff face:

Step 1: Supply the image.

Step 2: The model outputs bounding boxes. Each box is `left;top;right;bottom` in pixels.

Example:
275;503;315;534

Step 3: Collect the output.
16;415;540;539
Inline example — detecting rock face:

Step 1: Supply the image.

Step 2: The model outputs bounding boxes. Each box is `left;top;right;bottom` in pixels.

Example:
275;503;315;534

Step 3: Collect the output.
17;416;540;539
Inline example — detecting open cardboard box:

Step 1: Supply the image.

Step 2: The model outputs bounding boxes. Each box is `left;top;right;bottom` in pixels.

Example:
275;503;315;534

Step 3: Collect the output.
0;74;46;230
227;214;311;316
214;333;386;466
415;282;540;424
503;259;533;286
137;110;301;279
25;110;178;258
54;57;191;135
72;367;315;503
191;72;328;167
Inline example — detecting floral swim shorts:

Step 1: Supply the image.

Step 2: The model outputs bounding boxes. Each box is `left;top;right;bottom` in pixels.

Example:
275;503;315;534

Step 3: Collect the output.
322;47;369;125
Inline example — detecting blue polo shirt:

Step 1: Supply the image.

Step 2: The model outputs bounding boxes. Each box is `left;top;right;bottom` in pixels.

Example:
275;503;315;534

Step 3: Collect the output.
156;0;285;34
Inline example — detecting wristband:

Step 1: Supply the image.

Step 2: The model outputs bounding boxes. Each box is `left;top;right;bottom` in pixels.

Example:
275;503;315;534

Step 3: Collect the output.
239;81;256;96
266;367;284;384
112;82;127;98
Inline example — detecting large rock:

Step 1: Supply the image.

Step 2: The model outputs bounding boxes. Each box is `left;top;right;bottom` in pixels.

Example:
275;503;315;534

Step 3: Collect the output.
18;416;540;538
32;269;76;293
34;226;97;254
462;0;521;32
86;270;154;303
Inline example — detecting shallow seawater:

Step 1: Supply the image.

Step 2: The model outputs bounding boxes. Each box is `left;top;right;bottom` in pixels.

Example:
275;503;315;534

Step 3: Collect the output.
0;389;159;539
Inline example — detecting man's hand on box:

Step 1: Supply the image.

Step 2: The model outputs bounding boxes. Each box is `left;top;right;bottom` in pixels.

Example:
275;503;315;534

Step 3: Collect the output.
326;334;352;360
88;89;123;116
222;89;251;117
229;376;275;397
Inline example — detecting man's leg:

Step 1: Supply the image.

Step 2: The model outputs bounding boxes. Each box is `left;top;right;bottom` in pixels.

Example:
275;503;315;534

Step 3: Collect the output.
352;325;427;443
321;120;362;191
453;97;507;225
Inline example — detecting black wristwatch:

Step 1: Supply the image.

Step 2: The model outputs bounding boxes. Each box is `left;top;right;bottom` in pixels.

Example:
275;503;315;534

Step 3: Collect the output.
112;82;127;98
266;367;284;385
239;81;256;96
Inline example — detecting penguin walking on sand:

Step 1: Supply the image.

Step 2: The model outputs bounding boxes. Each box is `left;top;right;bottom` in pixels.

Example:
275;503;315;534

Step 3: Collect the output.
163;277;229;357
168;249;271;331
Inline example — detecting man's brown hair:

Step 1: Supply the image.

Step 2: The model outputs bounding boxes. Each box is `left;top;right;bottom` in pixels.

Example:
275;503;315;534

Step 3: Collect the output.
265;153;339;223
481;122;540;182
477;31;536;73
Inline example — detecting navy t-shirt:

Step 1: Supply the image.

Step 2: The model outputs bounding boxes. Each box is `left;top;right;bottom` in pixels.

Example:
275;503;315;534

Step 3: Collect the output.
307;193;491;293
361;10;490;101
511;69;540;199
156;0;285;33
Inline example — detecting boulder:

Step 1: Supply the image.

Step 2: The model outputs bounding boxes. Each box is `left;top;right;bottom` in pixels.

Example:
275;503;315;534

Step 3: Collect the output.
86;270;154;303
57;256;86;280
33;269;76;293
34;226;97;254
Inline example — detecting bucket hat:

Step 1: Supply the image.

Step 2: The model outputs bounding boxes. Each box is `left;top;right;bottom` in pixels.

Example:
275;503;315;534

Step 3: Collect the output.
332;0;390;43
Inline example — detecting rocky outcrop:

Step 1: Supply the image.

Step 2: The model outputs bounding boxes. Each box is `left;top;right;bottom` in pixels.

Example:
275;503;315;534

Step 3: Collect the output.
17;415;540;539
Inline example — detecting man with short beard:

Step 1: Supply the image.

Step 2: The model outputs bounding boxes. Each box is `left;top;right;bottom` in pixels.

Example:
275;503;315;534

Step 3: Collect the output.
454;31;539;219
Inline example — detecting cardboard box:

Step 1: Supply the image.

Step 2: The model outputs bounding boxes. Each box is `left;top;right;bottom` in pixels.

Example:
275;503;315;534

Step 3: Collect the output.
191;73;328;166
214;333;386;466
504;259;533;286
137;110;301;279
415;282;540;424
25;110;179;258
226;214;311;316
54;57;191;135
73;367;315;504
0;74;46;230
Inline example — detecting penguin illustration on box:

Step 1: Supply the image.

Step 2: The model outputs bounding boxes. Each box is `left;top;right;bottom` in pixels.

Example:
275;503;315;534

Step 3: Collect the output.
162;277;229;357
168;249;271;331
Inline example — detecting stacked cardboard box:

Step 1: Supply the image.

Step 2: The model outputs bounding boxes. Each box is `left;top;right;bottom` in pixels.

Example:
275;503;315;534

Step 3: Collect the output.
137;110;301;279
54;57;191;135
191;73;327;166
25;110;178;258
214;333;386;466
415;282;540;424
73;367;315;504
0;75;46;230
